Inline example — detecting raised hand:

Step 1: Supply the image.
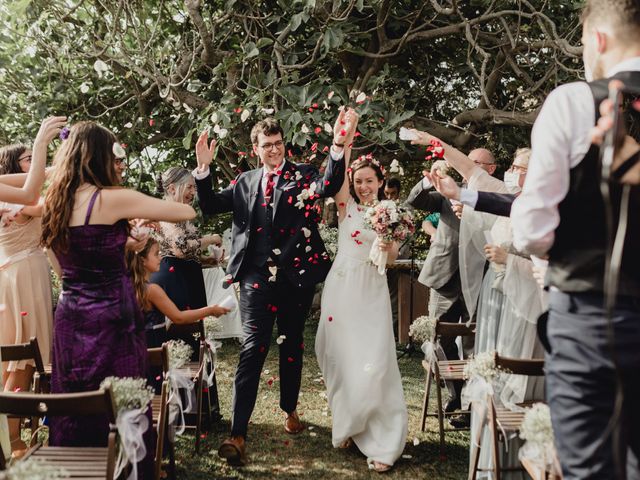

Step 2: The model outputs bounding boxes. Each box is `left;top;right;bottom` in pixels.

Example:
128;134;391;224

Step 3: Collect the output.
195;130;217;173
34;116;67;147
408;128;437;147
333;107;359;146
484;244;508;265
424;170;461;201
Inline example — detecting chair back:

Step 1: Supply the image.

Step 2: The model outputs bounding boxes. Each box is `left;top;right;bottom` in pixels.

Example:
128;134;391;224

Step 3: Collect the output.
435;321;476;339
148;344;170;374
0;337;45;375
494;353;545;376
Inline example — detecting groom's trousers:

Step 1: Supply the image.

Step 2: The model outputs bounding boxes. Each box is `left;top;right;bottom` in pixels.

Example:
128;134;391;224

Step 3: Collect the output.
231;265;316;438
546;291;640;480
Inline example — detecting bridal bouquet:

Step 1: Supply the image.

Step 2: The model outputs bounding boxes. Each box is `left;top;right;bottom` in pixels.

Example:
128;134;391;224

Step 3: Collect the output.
363;200;414;274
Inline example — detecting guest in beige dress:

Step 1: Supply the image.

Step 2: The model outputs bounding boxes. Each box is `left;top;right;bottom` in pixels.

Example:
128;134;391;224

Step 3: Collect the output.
0;144;53;455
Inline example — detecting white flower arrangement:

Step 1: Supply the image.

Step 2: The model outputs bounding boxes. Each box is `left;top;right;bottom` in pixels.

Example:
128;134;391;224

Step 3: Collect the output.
318;224;338;260
519;403;557;471
202;315;224;341
463;350;504;382
166;339;193;370
408;315;437;344
99;376;154;413
520;403;554;446
2;459;69;479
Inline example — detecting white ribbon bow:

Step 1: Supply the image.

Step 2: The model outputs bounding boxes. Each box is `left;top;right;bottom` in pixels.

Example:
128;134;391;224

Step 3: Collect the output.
368;237;388;275
166;368;195;440
113;408;149;480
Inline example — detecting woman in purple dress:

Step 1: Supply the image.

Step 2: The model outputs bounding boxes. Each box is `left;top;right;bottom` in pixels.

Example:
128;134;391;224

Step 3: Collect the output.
40;122;196;475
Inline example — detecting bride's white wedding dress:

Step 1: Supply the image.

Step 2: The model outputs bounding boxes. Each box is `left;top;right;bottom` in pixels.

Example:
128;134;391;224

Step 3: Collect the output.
315;198;408;466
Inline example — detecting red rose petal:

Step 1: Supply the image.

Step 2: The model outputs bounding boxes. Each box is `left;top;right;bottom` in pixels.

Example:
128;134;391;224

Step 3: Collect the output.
328;316;333;322
169;266;175;273
20;311;27;316
253;283;260;289
287;357;294;363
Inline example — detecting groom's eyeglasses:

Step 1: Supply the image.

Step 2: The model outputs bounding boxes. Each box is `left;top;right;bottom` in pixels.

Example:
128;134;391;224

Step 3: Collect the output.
259;141;284;151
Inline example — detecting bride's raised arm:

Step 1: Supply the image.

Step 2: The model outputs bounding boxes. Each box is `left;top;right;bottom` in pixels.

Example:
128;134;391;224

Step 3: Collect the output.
333;108;359;220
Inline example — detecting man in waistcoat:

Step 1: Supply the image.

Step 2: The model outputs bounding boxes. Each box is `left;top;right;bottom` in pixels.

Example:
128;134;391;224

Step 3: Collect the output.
512;1;640;477
193;110;358;465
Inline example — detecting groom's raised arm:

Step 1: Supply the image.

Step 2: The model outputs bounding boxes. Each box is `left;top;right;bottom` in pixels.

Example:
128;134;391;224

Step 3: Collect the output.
309;147;346;198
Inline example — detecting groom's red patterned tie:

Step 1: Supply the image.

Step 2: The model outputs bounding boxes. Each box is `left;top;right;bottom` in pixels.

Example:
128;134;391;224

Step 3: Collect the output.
264;171;276;206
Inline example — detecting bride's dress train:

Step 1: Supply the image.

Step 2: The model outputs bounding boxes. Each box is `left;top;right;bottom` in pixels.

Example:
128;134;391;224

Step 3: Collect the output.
315;198;408;466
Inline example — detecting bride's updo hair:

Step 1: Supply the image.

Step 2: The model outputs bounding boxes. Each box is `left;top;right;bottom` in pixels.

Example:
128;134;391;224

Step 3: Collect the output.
348;154;386;203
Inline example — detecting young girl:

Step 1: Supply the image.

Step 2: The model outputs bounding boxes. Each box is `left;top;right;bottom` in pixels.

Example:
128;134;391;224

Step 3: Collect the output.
126;236;230;349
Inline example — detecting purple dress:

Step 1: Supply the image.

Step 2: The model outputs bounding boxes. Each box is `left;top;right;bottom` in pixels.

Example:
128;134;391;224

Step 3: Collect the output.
50;190;151;472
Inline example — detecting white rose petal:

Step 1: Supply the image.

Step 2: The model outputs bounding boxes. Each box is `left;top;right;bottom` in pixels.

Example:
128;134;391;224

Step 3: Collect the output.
218;128;228;139
261;107;275;115
324;122;333;134
323;101;330;110
299;269;306;274
276;335;286;345
264;369;270;375
305;246;312;253
182;103;193;113
213;124;221;134
272;248;281;255
402;454;413;460
80;83;90;94
355;91;367;103
241;109;251;122
124;122;133;129
325;197;335;205
301;124;310;134
327;91;335;99
210;112;218;123
308;426;315;431
112;143;126;159
309;432;317;437
412;437;420;446
302;227;311;238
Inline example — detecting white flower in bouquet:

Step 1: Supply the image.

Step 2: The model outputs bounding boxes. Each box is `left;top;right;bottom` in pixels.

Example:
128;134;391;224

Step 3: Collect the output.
408;315;437;344
3;459;69;479
166;339;193;370
99;376;154;413
463;350;504;382
520;403;554;446
363;200;415;243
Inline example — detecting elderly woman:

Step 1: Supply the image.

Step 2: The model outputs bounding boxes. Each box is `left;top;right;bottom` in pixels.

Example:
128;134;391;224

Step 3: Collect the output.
150;167;221;340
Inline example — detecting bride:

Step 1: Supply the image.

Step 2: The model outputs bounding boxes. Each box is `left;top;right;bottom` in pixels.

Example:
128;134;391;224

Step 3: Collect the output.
315;114;408;473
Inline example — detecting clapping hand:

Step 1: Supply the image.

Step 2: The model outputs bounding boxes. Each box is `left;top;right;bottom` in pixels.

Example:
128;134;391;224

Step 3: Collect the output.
195;130;217;173
484;244;508;265
424;170;461;201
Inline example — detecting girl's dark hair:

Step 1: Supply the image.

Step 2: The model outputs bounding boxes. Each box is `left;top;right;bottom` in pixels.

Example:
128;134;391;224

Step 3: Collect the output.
41;121;121;252
349;155;385;203
0;144;29;175
125;236;159;311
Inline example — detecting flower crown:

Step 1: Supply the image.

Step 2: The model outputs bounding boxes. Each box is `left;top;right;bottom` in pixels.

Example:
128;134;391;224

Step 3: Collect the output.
348;153;386;179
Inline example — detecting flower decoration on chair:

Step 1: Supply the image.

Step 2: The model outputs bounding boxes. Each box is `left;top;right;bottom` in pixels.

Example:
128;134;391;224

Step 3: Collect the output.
99;377;154;480
166;339;193;370
165;340;195;439
408;315;437;345
461;350;510;410
519;403;558;472
3;458;69;479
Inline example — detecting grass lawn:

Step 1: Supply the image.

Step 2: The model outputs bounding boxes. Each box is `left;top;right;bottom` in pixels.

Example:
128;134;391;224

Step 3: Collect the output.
175;309;470;479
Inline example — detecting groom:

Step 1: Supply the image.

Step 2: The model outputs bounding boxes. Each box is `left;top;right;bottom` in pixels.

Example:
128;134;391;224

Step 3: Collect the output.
193;111;357;465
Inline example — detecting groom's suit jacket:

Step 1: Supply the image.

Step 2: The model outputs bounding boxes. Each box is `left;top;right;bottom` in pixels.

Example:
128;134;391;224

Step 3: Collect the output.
196;156;345;289
406;181;460;290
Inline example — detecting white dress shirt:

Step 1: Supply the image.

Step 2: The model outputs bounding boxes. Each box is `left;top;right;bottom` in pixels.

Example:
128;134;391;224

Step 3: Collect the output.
511;56;640;256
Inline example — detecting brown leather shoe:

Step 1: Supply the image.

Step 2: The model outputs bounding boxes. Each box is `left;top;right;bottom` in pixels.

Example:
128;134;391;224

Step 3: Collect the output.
284;411;305;434
218;436;247;466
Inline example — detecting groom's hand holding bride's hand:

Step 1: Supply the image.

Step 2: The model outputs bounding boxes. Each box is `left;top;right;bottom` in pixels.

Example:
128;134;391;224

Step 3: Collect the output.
195;129;217;174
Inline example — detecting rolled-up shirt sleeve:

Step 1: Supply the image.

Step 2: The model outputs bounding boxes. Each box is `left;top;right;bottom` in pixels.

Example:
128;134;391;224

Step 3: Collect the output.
511;83;593;257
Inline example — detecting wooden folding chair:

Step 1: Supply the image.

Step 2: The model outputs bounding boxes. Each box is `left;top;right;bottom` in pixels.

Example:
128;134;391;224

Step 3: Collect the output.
0;388;117;479
468;353;545;480
147;345;173;480
167;320;217;453
420;321;476;454
0;337;47;431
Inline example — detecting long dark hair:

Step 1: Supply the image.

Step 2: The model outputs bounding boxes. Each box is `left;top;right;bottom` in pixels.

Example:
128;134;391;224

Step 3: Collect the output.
125;236;158;311
349;155;385;203
0;144;29;175
41;121;121;252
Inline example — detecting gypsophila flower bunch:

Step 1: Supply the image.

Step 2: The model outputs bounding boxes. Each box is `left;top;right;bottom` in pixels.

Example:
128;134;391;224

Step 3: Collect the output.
3;459;69;479
463;350;504;382
318;224;338;260
203;315;224;341
363;200;415;242
520;403;554;446
167;339;193;370
100;377;154;413
408;316;437;344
